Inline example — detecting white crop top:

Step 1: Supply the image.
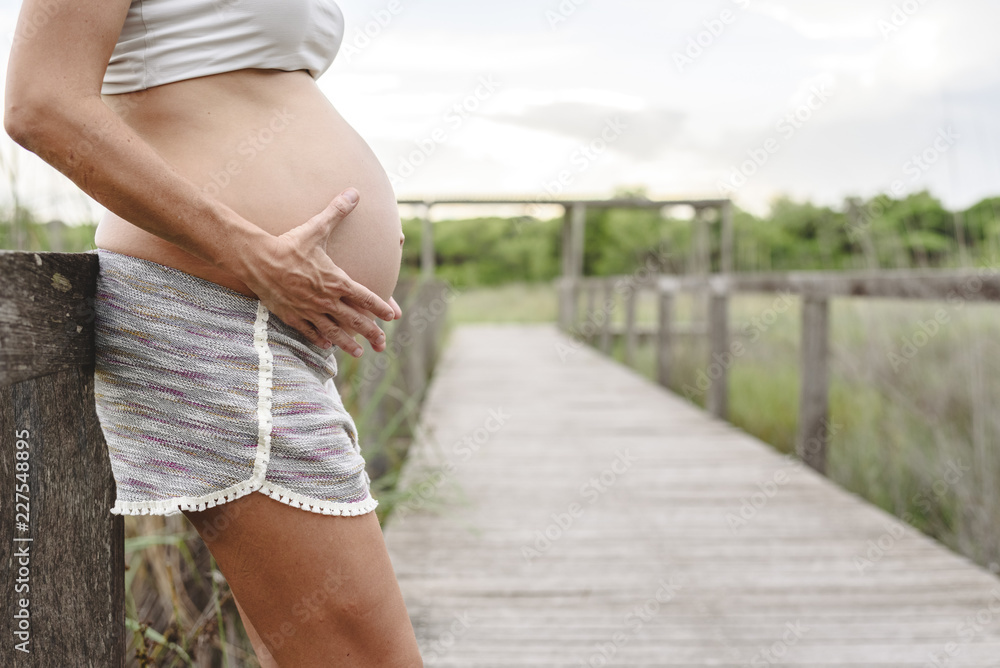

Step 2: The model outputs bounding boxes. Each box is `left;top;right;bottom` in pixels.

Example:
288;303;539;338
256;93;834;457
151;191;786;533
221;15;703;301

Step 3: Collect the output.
102;0;345;95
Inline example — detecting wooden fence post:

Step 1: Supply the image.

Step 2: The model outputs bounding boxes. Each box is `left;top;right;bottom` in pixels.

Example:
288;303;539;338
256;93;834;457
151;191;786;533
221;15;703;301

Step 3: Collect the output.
584;280;597;344
797;295;830;474
707;278;729;419
420;203;435;279
0;250;126;667
624;286;638;366
720;200;734;274
600;280;613;354
657;278;676;389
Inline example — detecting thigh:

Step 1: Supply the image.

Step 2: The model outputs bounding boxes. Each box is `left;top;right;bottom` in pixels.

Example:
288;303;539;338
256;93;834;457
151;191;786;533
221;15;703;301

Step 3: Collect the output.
182;491;422;668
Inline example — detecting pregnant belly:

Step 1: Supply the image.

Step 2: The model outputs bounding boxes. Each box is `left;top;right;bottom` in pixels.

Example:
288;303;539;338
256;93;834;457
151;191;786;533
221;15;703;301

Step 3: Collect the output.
95;70;403;302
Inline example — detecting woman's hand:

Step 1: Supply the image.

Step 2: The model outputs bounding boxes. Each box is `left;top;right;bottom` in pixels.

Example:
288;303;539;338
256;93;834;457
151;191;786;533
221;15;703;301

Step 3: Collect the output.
235;187;396;357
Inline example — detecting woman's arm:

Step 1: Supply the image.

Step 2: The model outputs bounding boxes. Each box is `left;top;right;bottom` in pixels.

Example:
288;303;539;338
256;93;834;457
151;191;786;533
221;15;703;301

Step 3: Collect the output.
3;0;395;355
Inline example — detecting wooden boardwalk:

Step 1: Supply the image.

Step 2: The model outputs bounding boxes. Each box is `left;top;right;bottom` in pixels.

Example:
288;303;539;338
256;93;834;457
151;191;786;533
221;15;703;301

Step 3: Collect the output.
382;324;1000;667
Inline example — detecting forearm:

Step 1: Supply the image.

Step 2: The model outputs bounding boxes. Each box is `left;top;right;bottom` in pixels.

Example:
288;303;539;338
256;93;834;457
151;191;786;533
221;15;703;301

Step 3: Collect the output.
5;95;270;275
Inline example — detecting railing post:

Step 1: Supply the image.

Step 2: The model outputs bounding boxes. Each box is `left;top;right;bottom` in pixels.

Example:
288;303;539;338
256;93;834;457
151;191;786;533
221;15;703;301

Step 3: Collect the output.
0;250;126;666
420;203;435;279
557;277;578;333
797;294;830;474
600;279;613;354
657;278;676;389
584;280;597;344
558;204;586;333
624;286;638;366
720;200;734;274
707;278;729;419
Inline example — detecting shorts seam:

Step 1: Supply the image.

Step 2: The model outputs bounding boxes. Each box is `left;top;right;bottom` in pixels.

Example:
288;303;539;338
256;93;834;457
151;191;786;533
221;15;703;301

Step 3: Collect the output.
110;300;274;516
109;301;378;517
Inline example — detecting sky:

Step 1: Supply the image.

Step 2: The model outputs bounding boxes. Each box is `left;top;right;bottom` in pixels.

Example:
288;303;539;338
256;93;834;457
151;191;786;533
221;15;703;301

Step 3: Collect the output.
1;0;998;223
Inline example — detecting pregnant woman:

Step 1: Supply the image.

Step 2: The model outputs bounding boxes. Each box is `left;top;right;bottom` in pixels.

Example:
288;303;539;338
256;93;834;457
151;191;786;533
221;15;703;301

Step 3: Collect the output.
4;0;422;665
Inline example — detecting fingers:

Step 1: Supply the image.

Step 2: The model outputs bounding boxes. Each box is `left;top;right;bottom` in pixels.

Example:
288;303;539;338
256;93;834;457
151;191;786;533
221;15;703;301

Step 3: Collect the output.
388;296;403;320
340;281;396;322
290;188;361;248
289;312;369;357
318;188;360;235
319;301;387;353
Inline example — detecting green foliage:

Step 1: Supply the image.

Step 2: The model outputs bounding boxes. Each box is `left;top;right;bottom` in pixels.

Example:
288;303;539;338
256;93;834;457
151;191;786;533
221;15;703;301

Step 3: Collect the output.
4;189;997;287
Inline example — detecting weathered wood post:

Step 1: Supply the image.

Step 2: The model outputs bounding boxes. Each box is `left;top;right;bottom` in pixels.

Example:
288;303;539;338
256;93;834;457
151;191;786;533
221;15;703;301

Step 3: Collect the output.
557;203;586;332
584;280;597;344
797;294;830;474
720;200;734;274
420;202;435;279
599;279;613;354
707;276;729;419
624;285;638;366
0;250;126;667
656;277;677;389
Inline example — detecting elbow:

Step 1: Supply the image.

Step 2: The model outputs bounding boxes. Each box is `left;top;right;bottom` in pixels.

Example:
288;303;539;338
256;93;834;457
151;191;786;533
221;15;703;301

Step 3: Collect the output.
3;87;79;151
4;96;51;149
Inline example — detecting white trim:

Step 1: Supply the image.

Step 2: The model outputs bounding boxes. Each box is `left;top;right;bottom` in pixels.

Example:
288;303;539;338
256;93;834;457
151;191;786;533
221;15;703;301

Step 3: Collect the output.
259;481;379;516
110;301;377;518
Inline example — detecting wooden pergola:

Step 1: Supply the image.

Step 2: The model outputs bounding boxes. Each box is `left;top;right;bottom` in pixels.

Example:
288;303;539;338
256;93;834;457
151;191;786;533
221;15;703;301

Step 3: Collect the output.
397;196;734;276
397;197;734;329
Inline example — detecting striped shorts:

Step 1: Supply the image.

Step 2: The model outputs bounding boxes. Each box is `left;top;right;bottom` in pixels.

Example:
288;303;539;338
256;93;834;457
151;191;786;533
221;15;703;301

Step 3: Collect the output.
92;249;377;517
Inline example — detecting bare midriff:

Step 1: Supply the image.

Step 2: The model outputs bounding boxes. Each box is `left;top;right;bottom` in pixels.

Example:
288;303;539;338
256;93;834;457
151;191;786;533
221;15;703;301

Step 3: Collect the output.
95;68;403;302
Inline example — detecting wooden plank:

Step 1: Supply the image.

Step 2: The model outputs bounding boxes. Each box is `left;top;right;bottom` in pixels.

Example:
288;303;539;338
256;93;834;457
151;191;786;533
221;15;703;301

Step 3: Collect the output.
0;367;126;666
383;325;1000;667
0;251;98;386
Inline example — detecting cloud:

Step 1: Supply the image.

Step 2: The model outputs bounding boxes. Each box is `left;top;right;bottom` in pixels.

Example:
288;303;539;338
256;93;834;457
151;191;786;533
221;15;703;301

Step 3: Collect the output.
485;102;686;161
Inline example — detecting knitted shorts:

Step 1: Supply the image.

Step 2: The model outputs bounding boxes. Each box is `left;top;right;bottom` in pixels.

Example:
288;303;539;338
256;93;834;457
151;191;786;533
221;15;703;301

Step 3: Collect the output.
92;249;377;517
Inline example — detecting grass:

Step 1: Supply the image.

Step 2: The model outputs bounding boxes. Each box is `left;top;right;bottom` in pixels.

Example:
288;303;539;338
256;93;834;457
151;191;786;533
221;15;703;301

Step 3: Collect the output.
447;281;558;323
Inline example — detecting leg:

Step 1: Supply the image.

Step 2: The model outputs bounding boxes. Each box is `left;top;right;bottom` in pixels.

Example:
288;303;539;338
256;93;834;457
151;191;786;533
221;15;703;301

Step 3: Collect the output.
183;491;422;667
232;592;279;668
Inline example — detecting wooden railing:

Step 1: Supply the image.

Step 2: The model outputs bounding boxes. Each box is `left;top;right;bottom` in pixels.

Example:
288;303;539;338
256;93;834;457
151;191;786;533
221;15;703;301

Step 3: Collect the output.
0;250;448;667
558;268;1000;474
